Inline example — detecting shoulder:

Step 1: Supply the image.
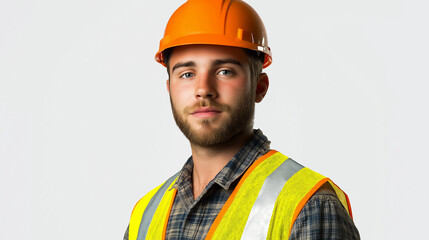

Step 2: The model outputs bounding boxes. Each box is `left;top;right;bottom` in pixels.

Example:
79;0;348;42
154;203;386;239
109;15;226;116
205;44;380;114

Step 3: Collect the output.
289;182;360;240
133;172;179;209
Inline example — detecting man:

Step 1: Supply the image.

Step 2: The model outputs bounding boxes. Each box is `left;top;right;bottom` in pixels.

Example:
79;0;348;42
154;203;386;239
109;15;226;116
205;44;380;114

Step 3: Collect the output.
125;0;360;239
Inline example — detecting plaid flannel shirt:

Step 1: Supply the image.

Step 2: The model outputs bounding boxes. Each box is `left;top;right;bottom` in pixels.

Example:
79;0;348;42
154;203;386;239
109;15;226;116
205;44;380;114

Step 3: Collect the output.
124;129;359;239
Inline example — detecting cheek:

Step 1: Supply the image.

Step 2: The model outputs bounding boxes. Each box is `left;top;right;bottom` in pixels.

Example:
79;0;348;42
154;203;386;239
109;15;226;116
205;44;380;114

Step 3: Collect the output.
169;83;193;106
219;80;252;102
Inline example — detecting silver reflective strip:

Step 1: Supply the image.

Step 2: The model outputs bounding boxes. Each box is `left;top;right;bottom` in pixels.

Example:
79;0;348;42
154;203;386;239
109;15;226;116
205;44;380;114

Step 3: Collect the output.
137;172;179;240
240;158;304;240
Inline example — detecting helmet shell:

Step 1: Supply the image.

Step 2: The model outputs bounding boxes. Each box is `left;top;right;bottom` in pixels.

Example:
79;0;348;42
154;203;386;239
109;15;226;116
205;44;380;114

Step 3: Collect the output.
155;0;272;68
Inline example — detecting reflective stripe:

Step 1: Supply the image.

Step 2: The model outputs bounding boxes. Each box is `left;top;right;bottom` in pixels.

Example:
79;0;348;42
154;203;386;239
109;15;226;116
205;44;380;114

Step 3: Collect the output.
240;158;304;240
129;183;163;240
208;151;288;240
137;172;179;240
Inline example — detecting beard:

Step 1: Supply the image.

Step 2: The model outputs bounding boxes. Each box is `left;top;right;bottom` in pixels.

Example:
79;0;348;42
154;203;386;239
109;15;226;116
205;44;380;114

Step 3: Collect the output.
170;92;255;148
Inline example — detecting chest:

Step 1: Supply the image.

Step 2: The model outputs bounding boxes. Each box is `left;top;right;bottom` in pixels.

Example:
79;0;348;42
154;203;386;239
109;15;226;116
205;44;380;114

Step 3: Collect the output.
165;181;237;240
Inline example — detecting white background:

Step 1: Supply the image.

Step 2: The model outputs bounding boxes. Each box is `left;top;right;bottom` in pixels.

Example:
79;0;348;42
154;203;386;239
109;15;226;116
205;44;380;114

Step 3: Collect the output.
1;0;428;239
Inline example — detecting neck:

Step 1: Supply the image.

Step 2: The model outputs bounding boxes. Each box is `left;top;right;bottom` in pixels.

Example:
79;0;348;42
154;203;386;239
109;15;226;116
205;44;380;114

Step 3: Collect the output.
190;129;253;199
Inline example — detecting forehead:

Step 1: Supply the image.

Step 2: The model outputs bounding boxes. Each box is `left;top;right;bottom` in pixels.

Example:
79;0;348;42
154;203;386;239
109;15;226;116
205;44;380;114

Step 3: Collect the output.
169;45;249;66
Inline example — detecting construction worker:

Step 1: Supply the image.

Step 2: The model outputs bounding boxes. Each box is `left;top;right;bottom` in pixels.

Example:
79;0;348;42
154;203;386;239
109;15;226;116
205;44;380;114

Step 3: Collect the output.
124;0;360;239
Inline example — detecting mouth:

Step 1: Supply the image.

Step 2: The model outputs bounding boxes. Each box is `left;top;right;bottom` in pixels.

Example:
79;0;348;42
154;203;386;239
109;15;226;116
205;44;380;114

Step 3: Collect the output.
191;107;221;118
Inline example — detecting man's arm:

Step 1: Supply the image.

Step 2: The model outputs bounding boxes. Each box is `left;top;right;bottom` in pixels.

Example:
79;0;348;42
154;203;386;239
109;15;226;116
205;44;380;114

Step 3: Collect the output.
289;183;360;239
123;225;129;240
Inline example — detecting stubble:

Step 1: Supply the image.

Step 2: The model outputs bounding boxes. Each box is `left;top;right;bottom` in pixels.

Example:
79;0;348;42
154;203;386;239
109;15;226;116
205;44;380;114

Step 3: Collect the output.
170;92;255;148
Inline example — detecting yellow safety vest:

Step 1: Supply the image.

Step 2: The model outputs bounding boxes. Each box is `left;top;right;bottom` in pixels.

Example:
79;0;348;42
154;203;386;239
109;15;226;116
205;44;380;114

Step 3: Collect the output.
128;150;353;240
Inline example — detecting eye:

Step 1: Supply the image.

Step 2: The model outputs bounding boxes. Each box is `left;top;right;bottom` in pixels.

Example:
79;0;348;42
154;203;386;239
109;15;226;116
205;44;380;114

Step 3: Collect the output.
218;69;234;76
180;72;194;79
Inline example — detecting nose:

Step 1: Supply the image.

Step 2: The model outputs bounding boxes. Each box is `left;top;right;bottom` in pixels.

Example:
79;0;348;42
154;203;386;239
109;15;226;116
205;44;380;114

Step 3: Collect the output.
194;73;217;99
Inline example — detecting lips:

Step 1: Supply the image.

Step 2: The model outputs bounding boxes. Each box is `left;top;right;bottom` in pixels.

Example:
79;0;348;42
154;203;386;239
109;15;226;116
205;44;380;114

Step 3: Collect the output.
191;107;221;117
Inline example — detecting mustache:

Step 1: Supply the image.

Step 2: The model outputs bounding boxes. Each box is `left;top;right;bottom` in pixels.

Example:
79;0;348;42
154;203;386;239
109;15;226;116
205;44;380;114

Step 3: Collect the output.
184;100;230;114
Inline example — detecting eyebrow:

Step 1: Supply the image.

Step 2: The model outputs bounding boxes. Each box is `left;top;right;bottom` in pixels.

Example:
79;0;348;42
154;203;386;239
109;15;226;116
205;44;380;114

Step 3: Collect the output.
213;58;243;68
172;61;195;73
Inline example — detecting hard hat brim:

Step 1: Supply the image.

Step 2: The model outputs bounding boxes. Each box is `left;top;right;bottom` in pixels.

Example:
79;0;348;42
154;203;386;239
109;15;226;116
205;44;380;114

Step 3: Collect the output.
155;34;272;68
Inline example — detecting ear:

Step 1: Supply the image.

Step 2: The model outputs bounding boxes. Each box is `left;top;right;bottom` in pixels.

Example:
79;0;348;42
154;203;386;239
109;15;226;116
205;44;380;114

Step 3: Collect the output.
255;73;269;103
166;79;170;94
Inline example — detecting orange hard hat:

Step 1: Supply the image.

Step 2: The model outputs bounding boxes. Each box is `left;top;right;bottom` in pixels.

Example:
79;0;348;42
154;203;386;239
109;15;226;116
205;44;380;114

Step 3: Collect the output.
155;0;272;68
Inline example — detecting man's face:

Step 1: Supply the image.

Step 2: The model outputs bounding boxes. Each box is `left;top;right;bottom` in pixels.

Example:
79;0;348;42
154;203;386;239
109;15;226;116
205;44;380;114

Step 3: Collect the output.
167;45;256;147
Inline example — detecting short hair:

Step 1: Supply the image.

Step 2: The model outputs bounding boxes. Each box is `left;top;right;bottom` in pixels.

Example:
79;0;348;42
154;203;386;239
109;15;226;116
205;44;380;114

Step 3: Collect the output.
244;49;264;87
164;47;264;86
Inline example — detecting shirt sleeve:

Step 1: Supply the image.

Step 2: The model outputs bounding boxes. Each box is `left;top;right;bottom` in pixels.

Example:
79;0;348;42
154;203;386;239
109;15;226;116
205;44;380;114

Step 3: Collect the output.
289;187;360;240
123;225;129;240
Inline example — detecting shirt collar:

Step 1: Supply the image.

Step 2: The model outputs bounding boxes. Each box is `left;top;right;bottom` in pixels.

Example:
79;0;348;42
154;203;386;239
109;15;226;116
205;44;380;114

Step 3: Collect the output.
172;129;271;191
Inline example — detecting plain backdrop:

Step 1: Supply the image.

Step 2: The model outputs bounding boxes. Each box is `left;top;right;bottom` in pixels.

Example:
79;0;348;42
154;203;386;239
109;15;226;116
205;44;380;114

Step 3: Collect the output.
1;0;428;239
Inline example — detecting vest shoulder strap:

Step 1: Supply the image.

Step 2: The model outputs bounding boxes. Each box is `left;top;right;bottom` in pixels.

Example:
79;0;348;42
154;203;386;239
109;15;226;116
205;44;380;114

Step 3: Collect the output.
207;150;295;239
129;172;179;240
